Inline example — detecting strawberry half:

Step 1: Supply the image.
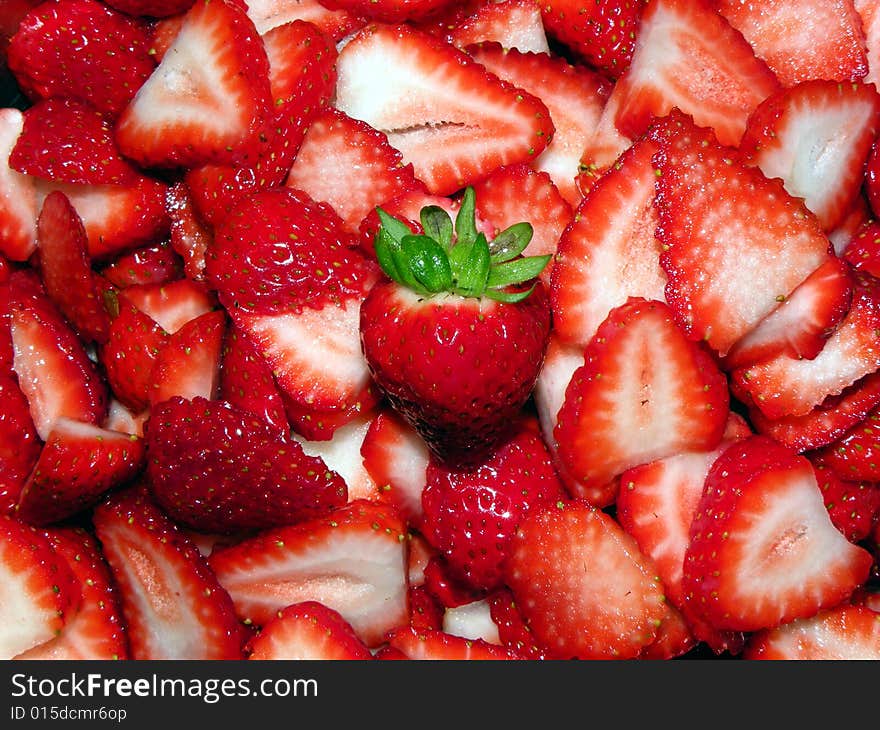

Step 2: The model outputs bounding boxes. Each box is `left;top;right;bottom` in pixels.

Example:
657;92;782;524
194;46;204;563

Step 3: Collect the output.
0;514;80;659
145;395;348;533
504;499;667;660
15;526;128;660
384;625;520;660
92;486;245;659
7;0;155;116
553;298;729;507
246;601;373;660
334;23;554;196
115;0;271;169
16;418;146;527
681;435;873;633
208;499;408;646
651;110;835;357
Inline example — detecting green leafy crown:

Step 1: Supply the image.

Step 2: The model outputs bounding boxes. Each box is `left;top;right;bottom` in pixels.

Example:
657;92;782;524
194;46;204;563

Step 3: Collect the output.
373;187;550;303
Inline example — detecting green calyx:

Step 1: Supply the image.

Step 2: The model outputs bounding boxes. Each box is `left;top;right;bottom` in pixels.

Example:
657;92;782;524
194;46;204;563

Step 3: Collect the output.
373;187;550;303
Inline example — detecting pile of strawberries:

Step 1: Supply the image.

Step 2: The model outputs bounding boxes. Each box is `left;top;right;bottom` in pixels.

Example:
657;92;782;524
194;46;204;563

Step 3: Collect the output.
1;0;879;661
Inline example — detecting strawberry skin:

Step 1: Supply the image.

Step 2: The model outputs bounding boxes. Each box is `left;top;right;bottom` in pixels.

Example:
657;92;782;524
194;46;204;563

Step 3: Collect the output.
681;435;873;632
420;416;566;592
360;279;551;462
0;373;41;516
0;108;38;262
145;395;348;533
92;486;245;660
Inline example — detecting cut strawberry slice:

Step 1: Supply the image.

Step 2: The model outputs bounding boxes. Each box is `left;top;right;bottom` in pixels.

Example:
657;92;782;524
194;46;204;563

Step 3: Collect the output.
15;527;128;660
244;0;365;39
10;97;139;186
681;436;873;632
100;241;184;290
334;23;554;195
715;0;869;87
466;41;610;207
553;298;729;506
610;0;779;148
504;500;667;660
384;625;520;659
815;401;880;482
93;486;245;659
843;219;880;278
8;270;108;440
149;308;226;405
7;0;155;116
36;190;112;344
145;396;348;533
651;110;835;357
449;0;549;53
731;269;880;419
721;255;854;370
115;0;272;169
120;278;216;335
247;601;373;660
208;500;408;645
0;374;41;515
550;134;666;348
739;80;880;232
744;604;880;659
471;163;573;287
166;181;211;282
0;108;37;261
811;454;880;543
285;108;425;234
0;515;80;659
16;418;146;527
361;408;430;529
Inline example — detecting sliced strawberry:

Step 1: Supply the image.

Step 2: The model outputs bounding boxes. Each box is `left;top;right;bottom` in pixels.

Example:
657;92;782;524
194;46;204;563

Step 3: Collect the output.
715;0;869;87
120;278;216;335
538;0;646;78
208;500;408;645
244;0;365;40
532;333;582;450
610;0;779;148
721;255;854;370
100;241;184;290
748;371;880;452
744;604;880;659
8;270;107;440
334;23;554;196
34;176;170;261
550;134;666;348
576;89;634;192
15;526;128;660
504;499;667;660
553;298;729;507
36;190;112;344
317;0;451;23
7;0;155;116
420;415;566;592
217;323;288;439
292;410;379;501
857;0;880;86
408;583;445;633
811;454;880;543
149;309;225;405
285;108;426;234
247;601;373;660
361;407;430;529
422;554;487;609
98;297;169;413
92;486;244;659
652;110;835;357
470;163;572;287
185;19;338;227
830;194;872;256
281;388;380;442
166;181;211;282
0;514;80;659
449;0;549;53
16;418;145;527
10;97;138;186
681;435;873;632
0;107;37;261
102;397;148;439
466;42;609;208
115;0;272;169
384;626;520;660
0;374;41;515
638;601;697;660
731;269;880;419
815;401;880;483
842;218;880;278
739;80;880;232
145;395;347;532
486;588;550;660
104;0;194;17
442;597;507;644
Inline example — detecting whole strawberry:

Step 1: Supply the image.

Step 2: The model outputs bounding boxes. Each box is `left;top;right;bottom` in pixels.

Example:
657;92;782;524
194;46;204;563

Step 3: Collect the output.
359;187;552;462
